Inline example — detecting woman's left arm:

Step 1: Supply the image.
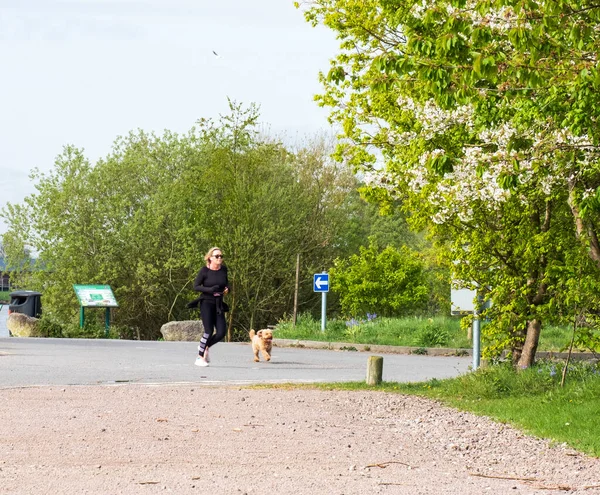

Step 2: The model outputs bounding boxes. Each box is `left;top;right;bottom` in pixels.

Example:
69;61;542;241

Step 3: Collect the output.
223;266;230;294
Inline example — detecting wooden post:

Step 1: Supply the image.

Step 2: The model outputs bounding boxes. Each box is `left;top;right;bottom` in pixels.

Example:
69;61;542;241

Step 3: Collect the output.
366;356;383;386
293;254;300;328
227;290;235;342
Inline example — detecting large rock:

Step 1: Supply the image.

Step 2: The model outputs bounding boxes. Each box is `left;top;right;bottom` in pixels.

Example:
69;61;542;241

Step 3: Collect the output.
160;320;204;341
7;313;41;337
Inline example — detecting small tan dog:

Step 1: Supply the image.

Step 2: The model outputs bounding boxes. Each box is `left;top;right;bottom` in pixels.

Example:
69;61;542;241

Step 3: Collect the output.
249;329;273;362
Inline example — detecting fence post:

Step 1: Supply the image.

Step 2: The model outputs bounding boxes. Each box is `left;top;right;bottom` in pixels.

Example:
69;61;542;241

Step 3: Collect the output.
366;356;383;386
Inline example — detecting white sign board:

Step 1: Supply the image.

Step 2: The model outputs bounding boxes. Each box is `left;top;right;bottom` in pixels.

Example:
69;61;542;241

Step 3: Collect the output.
450;287;476;315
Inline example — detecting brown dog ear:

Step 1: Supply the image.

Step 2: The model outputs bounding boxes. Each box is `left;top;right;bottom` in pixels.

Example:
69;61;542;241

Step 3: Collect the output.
257;330;263;337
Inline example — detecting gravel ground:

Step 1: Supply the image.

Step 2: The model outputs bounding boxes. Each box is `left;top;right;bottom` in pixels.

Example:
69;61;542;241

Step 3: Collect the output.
1;385;599;494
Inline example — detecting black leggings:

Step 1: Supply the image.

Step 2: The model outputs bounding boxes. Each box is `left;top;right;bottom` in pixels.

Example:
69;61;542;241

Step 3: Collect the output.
198;300;227;356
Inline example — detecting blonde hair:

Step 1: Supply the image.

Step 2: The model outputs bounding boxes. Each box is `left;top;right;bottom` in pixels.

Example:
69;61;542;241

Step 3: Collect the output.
204;246;223;265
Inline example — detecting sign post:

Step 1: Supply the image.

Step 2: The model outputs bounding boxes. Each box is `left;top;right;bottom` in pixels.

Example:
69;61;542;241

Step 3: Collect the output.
451;285;480;370
73;285;119;337
313;272;329;332
473;306;481;370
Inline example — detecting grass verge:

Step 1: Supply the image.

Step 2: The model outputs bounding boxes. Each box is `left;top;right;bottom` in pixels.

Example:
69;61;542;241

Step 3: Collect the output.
275;314;578;352
276;313;469;348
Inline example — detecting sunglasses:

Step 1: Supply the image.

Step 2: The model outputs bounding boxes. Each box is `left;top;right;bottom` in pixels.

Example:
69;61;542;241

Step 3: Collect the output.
213;254;224;259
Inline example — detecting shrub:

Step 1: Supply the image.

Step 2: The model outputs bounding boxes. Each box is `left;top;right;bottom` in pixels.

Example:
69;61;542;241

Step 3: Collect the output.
344;320;362;341
417;323;450;347
62;321;119;339
37;315;65;338
330;239;429;317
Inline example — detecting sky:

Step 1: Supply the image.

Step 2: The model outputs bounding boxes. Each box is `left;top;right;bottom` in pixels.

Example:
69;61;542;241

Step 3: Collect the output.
0;0;340;235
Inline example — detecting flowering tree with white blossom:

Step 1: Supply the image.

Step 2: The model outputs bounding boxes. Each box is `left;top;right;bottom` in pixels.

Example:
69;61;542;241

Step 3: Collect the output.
300;0;600;366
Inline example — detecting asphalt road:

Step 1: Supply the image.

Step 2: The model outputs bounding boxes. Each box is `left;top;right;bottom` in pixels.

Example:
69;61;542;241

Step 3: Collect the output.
0;337;471;388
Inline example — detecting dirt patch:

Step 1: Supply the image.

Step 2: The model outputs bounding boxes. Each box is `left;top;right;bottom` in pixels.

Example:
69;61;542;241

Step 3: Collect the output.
1;385;599;494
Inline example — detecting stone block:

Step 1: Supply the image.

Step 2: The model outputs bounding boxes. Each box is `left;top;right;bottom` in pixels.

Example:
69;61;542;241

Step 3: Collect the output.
160;320;204;341
7;313;41;337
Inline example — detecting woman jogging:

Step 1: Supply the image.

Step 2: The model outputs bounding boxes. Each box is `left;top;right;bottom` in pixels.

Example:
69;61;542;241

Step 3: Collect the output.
192;246;229;367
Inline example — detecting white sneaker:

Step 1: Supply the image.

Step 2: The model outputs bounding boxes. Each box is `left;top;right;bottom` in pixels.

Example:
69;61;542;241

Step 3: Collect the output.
197;345;210;363
194;356;209;367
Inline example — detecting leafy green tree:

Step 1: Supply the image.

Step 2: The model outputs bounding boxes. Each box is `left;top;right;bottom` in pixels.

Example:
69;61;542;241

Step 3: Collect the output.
330;238;429;317
167;102;363;336
299;0;600;366
1;103;363;339
2;202;38;288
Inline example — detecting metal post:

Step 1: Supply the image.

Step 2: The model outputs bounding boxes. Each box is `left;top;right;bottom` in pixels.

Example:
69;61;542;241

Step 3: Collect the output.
473;310;480;370
321;291;327;332
79;306;85;328
105;308;111;337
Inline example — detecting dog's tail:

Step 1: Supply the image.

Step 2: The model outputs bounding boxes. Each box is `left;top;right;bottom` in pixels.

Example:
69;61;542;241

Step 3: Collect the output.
249;329;256;339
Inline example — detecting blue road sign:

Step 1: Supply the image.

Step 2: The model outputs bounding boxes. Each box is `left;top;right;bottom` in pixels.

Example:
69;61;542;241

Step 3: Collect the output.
313;273;329;292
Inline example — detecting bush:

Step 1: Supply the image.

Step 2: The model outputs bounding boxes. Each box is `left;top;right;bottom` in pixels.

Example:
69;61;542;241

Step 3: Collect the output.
417;323;450;347
330;239;429;317
61;320;119;339
37;315;65;338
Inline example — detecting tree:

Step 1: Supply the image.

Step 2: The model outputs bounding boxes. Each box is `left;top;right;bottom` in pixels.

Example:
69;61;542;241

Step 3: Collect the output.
1;103;362;339
330;238;429;317
1;203;35;287
299;0;600;366
167;102;363;335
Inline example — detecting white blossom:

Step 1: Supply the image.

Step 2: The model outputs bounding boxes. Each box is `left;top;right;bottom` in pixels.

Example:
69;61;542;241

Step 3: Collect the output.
368;87;600;227
397;97;474;139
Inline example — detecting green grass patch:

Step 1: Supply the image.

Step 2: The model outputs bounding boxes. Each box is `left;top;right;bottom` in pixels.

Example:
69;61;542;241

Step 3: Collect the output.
541;323;580;351
275;313;576;351
271;360;600;457
276;313;470;348
0;290;9;303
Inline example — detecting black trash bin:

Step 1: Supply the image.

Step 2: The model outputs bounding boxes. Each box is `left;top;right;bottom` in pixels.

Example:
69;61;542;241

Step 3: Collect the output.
8;291;42;318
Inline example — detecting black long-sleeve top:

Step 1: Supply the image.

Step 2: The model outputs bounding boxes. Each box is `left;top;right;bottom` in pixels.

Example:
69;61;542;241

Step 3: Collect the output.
193;265;229;304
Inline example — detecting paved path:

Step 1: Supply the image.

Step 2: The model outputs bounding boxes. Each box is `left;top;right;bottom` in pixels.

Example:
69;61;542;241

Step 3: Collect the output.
0;337;470;388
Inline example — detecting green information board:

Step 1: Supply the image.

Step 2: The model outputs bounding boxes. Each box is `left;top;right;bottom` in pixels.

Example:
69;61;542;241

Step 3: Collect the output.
73;285;118;334
73;285;119;308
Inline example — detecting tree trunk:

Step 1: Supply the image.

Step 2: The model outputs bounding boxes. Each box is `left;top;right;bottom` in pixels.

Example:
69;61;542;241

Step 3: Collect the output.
511;324;525;367
517;319;541;369
568;181;600;269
